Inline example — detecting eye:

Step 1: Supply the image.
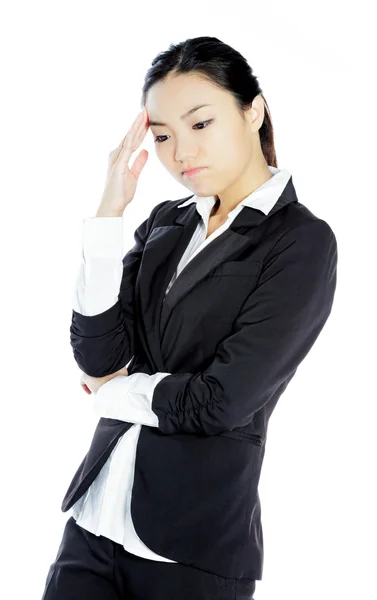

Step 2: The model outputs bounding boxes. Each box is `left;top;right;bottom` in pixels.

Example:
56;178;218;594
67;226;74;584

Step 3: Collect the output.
154;120;213;144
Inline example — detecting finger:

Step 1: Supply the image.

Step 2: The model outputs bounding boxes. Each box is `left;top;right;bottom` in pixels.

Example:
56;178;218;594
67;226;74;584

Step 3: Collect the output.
129;149;148;179
122;114;148;156
118;120;148;167
133;116;149;147
80;382;92;395
122;110;147;149
112;111;148;163
109;111;145;161
125;109;149;147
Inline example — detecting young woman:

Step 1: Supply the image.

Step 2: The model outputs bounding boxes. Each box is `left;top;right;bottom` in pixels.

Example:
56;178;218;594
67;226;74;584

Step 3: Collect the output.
41;36;338;599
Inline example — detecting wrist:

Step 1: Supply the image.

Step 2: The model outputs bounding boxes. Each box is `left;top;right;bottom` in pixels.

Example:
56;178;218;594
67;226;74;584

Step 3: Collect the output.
95;209;124;218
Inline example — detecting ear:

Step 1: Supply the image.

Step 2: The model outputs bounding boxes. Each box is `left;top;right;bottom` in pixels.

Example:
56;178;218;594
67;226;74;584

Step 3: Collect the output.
246;94;265;132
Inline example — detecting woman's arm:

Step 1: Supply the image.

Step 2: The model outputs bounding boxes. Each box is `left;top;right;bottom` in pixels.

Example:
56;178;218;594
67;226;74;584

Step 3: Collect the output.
92;220;338;436
92;371;171;426
72;216;124;317
69;200;169;378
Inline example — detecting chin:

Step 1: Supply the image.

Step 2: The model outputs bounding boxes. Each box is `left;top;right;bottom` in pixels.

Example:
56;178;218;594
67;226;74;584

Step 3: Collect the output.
193;183;221;197
193;189;215;197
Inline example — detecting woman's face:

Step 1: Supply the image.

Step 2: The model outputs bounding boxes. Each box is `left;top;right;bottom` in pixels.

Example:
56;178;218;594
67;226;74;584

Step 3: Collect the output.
145;72;265;200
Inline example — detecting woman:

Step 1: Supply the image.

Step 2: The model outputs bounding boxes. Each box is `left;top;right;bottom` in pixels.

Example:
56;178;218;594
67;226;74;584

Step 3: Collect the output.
41;36;338;599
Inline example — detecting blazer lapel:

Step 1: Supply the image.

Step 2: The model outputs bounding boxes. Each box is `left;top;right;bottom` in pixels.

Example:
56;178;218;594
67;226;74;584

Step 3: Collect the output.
137;204;201;371
138;176;297;371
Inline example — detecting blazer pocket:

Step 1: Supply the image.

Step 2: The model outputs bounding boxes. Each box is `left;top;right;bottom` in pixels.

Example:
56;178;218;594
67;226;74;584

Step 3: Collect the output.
218;430;264;446
211;260;262;278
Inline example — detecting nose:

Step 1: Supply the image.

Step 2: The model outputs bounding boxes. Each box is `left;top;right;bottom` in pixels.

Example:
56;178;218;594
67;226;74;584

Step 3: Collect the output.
174;141;199;165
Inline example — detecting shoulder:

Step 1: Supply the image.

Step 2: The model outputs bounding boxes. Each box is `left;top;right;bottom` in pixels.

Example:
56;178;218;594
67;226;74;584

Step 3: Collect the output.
283;200;337;246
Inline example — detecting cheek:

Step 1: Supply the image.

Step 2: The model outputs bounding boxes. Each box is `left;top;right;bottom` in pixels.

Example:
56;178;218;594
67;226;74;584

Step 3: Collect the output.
156;152;181;178
223;134;250;168
155;148;169;167
156;144;171;159
210;126;240;159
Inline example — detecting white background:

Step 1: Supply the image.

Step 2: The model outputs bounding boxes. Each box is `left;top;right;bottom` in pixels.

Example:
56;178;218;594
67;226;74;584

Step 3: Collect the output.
1;1;376;598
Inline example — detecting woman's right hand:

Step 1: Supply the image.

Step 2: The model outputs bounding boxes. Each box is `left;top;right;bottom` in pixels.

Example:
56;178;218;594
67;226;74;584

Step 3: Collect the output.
96;107;150;217
80;365;129;395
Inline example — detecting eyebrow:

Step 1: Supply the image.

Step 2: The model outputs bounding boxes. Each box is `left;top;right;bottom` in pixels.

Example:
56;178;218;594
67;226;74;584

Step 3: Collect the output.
148;104;213;127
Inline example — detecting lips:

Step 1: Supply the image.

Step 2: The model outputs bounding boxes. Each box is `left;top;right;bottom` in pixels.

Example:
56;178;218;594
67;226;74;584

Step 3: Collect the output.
182;167;207;178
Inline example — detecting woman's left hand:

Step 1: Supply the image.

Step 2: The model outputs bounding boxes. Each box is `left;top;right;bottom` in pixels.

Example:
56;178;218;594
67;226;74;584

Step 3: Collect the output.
80;366;129;395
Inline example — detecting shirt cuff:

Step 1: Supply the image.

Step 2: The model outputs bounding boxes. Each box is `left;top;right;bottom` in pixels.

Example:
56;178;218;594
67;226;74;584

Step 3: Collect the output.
72;217;124;315
72;259;123;315
92;372;171;427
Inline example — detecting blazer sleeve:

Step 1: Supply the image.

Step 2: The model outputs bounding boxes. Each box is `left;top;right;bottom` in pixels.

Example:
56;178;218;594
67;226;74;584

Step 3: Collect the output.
69;200;169;377
151;219;338;436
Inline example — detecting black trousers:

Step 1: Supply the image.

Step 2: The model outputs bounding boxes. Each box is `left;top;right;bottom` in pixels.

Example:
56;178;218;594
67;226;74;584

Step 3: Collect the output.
41;516;257;599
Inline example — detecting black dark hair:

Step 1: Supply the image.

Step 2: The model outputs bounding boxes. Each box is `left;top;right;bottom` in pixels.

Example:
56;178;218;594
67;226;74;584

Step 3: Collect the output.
141;36;277;168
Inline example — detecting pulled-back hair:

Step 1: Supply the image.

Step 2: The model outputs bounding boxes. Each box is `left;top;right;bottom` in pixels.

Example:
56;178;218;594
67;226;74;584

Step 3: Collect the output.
141;36;277;167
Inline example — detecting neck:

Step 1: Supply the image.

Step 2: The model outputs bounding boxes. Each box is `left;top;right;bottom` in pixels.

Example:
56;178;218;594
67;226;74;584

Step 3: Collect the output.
213;162;273;218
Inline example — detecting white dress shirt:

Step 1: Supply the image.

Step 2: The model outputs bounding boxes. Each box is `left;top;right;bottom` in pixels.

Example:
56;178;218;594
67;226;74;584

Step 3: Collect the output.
71;165;292;562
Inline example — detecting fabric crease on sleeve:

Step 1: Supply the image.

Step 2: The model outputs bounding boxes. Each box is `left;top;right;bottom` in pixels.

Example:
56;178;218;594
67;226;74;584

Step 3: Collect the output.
150;220;338;436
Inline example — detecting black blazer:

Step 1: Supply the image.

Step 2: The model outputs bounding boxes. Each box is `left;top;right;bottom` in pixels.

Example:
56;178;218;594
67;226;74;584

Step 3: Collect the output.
61;176;338;580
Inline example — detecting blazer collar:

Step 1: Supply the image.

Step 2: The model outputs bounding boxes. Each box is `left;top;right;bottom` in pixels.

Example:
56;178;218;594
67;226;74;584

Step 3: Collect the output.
176;165;292;218
137;168;299;372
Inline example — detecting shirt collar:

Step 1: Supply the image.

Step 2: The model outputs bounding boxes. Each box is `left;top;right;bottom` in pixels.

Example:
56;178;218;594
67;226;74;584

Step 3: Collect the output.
177;165;292;217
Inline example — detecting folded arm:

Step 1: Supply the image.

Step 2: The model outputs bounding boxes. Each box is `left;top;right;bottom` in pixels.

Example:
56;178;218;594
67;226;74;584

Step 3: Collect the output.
93;220;338;436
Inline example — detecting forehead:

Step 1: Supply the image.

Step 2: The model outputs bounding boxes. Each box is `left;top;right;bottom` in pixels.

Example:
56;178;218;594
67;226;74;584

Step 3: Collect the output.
146;73;227;121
